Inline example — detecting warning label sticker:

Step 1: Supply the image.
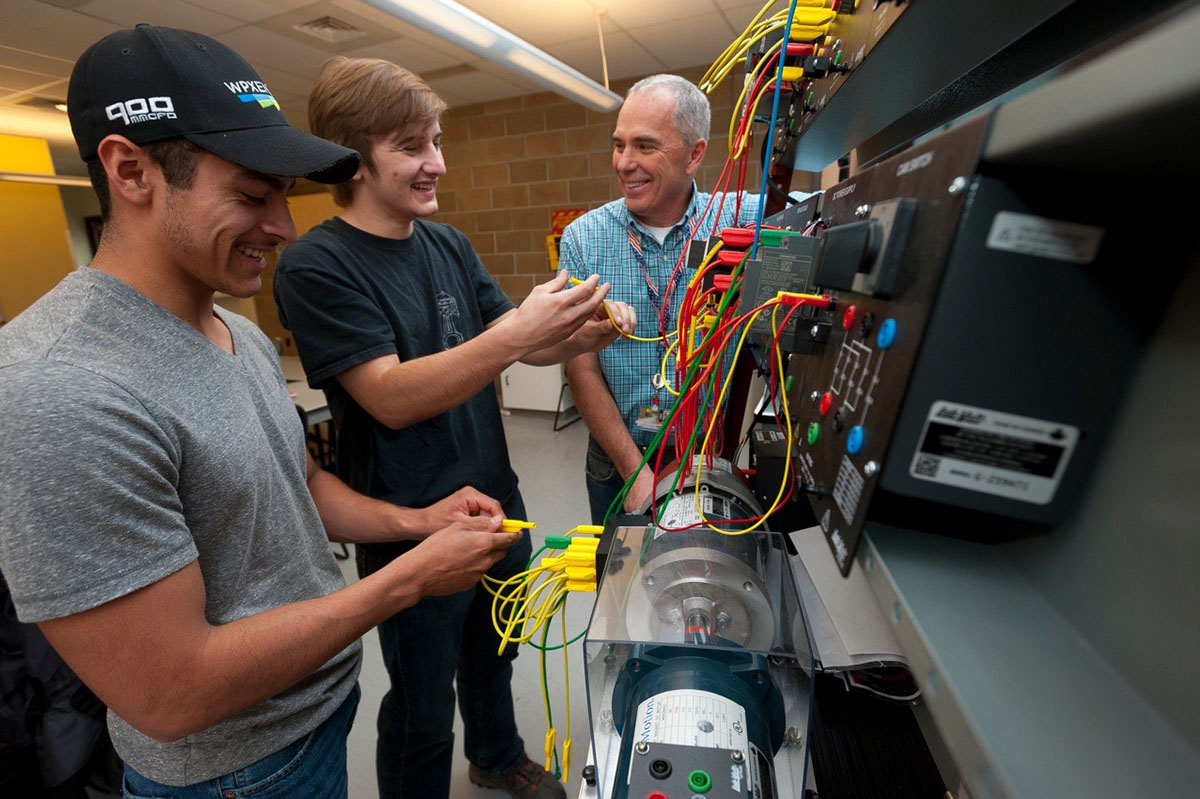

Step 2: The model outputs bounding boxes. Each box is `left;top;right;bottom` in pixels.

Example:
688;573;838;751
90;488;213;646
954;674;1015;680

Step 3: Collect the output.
653;498;702;532
986;211;1104;264
909;401;1078;505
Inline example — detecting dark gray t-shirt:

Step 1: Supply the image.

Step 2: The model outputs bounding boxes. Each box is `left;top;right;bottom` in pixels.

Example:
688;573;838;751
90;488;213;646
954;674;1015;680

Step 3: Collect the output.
0;268;360;785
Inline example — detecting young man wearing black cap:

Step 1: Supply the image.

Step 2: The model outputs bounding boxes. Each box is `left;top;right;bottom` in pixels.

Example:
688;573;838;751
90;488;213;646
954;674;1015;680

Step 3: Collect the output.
0;25;522;799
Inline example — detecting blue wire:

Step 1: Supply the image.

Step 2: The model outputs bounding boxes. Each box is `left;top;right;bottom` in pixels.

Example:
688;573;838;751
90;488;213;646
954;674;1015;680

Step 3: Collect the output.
750;0;802;259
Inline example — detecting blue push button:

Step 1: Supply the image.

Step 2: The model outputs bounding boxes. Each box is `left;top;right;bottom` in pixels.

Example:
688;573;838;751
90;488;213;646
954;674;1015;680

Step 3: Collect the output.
877;318;897;349
847;425;865;455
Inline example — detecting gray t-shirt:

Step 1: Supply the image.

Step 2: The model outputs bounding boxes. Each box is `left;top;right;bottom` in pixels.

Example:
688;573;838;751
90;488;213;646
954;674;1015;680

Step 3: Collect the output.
0;267;360;785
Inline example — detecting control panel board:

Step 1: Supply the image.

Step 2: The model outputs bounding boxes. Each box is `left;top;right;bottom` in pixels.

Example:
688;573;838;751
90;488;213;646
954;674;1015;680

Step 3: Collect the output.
793;115;989;572
762;110;1186;574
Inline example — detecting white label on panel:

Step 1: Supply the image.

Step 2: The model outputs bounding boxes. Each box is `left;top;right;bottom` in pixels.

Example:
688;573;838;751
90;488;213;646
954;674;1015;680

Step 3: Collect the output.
986;211;1104;263
909;401;1079;505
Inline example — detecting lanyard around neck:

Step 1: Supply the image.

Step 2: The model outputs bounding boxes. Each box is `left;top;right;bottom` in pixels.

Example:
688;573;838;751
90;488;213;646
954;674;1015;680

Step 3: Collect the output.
627;217;699;316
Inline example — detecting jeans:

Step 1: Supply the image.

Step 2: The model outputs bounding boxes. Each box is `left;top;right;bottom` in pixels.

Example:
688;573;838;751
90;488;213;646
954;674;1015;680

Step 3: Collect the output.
585;436;629;526
122;684;360;799
357;489;532;799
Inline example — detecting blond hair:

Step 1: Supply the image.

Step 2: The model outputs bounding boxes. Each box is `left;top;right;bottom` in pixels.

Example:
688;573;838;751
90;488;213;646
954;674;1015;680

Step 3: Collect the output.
308;56;447;207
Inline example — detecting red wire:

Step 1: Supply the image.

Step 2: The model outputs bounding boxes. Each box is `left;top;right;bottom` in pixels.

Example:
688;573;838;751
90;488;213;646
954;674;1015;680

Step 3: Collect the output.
652;300;814;532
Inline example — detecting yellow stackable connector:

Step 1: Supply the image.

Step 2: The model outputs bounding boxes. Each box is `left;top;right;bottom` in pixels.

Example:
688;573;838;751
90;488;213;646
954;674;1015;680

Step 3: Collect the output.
543;729;557;772
562;535;600;592
500;519;537;533
482;523;601;781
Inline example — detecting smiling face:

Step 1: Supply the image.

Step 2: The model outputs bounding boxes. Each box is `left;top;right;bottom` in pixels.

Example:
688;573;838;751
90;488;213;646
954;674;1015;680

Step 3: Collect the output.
611;88;707;228
350;120;446;236
157;151;296;299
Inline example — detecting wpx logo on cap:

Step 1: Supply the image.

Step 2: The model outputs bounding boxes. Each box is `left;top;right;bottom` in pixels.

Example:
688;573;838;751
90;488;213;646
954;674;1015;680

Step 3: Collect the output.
224;80;280;111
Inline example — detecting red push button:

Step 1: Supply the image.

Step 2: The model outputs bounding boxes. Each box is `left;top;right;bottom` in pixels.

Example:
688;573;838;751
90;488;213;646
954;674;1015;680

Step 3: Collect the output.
842;304;857;330
646;793;668;799
819;391;833;416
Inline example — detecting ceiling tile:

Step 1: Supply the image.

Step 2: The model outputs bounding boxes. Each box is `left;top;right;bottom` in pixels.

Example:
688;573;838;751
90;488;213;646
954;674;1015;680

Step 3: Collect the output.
0;45;74;79
457;0;612;44
0;19;121;62
215;25;335;77
180;0;317;24
462;59;543;93
426;69;527;105
253;66;316;97
253;1;419;59
75;0;244;34
716;2;782;35
0;0;105;32
601;0;725;31
329;0;480;63
627;12;736;71
0;66;67;93
543;31;664;83
342;37;463;75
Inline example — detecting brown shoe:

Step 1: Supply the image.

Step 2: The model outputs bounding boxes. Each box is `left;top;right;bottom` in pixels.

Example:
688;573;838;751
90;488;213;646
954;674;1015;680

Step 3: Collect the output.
468;754;567;799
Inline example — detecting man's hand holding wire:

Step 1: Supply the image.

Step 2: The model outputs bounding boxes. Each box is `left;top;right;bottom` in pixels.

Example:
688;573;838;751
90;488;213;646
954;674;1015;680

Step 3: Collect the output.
499;271;609;356
406;516;522;596
414;486;504;534
572;298;637;351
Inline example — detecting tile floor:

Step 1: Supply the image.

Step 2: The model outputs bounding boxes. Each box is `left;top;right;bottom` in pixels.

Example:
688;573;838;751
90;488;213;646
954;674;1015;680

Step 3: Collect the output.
337;410;596;799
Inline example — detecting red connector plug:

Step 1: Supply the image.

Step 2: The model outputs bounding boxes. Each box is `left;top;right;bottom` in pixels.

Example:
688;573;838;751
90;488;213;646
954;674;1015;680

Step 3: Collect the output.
720;227;755;249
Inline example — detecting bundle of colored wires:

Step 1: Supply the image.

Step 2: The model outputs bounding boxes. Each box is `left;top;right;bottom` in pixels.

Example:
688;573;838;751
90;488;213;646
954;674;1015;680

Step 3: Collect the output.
597;0;837;536
701;0;837;94
481;527;600;779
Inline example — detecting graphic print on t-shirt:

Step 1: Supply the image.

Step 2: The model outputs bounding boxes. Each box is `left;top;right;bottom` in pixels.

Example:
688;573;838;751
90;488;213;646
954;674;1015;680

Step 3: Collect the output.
436;291;464;349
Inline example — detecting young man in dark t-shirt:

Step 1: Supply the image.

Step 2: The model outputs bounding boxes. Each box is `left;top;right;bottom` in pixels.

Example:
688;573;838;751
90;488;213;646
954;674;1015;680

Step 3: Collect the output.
273;57;635;799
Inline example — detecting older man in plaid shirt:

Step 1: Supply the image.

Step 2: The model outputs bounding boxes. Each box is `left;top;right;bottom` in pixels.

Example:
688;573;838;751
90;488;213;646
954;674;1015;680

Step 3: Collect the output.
562;74;761;525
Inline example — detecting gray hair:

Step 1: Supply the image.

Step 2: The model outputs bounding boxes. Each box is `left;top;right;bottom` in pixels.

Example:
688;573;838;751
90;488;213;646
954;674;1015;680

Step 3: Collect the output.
626;74;710;145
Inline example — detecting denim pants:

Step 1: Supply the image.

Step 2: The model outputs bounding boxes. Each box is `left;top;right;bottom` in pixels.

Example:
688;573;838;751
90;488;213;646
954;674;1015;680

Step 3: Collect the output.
584;436;628;526
357;489;532;799
122;683;360;799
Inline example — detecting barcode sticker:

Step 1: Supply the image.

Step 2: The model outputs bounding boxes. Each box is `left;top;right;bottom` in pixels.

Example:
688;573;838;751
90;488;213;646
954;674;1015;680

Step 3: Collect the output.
910;401;1078;505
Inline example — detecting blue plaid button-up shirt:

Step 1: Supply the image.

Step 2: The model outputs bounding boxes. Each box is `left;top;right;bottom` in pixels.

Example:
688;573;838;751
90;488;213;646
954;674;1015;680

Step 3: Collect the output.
560;186;761;446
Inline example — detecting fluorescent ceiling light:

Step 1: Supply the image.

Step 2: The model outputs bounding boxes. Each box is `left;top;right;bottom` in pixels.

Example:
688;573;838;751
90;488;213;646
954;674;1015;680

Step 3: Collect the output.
360;0;622;111
0;170;91;187
503;48;619;111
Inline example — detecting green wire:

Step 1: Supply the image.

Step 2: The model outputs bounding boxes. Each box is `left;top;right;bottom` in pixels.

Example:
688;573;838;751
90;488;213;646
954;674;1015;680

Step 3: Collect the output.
527;593;587;651
539;607;562;778
649;263;749;527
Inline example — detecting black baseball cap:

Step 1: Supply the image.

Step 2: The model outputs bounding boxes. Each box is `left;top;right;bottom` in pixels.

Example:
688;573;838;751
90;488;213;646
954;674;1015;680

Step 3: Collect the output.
68;24;359;184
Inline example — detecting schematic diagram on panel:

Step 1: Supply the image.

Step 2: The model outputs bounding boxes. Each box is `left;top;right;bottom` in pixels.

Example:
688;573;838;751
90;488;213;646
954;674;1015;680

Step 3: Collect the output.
830;338;886;425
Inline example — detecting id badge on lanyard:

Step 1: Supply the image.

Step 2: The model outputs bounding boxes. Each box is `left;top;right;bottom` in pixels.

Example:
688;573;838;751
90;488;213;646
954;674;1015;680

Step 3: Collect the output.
630;223;692;435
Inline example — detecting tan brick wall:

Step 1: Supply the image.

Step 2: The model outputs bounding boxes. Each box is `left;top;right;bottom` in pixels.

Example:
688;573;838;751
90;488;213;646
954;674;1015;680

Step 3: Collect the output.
431;64;764;302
